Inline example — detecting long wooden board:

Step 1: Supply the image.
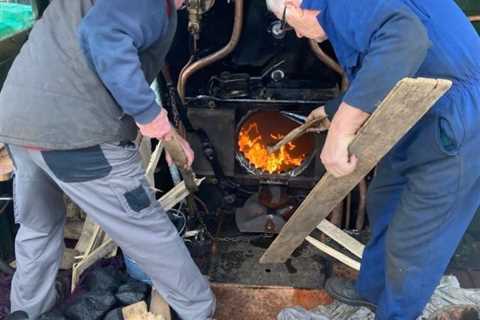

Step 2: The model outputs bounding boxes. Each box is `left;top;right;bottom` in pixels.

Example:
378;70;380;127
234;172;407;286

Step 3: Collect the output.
317;220;365;259
260;78;452;264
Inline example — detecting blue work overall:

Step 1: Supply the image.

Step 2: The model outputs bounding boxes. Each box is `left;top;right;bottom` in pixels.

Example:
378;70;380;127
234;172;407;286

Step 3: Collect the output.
302;0;480;318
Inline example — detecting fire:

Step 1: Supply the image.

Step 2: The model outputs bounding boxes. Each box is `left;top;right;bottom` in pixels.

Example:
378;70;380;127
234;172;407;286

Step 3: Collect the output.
238;122;306;174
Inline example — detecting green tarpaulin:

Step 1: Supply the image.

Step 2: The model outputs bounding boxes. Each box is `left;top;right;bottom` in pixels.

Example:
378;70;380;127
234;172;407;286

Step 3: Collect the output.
0;3;33;40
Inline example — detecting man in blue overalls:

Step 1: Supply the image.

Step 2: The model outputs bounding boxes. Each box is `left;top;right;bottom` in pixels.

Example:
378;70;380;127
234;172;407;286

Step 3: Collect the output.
266;0;480;318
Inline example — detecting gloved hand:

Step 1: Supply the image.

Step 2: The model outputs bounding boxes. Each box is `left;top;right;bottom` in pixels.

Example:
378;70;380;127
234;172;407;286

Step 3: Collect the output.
136;109;173;140
164;130;195;168
306;106;331;133
136;109;194;168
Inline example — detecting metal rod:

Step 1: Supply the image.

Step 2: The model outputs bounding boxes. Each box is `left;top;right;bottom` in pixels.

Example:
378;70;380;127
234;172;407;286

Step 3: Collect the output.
178;0;245;102
329;202;344;227
189;95;327;105
355;179;368;231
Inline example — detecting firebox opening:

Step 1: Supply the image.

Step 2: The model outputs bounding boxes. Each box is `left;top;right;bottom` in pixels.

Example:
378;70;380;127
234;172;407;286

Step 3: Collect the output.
236;111;316;176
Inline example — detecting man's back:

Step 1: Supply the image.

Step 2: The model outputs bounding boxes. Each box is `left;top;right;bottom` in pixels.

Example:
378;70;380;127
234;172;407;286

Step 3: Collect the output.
0;0;175;150
405;0;480;82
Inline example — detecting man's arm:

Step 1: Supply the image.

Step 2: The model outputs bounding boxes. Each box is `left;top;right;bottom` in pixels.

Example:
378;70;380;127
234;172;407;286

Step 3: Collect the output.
321;6;430;177
78;0;167;124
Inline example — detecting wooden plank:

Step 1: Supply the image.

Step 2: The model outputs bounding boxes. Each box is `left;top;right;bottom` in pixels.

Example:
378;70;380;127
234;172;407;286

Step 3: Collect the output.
306;236;361;271
159;177;205;211
146;142;164;187
71;238;117;292
74;216;100;254
149;289;171;320
64;220;84;240
60;248;80;270
123;301;166;320
260;78;452;264
317;220;365;259
267;118;326;154
123;302;149;320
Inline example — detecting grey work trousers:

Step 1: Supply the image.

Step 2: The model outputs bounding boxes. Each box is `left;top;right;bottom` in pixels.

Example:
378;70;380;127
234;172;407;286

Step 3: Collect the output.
8;143;215;320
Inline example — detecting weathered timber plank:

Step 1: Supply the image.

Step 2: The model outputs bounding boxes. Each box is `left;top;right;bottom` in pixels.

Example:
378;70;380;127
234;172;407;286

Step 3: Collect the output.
317;220;365;259
260;78;452;264
71;239;117;292
306;236;361;271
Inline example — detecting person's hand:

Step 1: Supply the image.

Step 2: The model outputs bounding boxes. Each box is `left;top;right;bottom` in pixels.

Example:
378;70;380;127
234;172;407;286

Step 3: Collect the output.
137;109;194;168
137;109;172;140
175;0;186;9
306;106;331;133
320;128;357;177
164;130;195;168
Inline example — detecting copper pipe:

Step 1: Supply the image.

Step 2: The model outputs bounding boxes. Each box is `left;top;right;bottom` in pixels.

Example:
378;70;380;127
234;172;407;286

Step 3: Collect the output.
329;202;344;227
345;193;352;229
355;179;368;231
177;0;244;103
470;15;480;22
309;40;349;92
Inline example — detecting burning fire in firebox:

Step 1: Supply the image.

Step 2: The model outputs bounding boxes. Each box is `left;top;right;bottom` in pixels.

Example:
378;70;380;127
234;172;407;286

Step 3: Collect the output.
237;111;315;175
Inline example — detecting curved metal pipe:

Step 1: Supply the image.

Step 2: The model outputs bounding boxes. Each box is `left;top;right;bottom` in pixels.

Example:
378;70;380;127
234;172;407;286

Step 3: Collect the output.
178;0;244;103
329;202;344;227
355;179;368;231
309;40;349;92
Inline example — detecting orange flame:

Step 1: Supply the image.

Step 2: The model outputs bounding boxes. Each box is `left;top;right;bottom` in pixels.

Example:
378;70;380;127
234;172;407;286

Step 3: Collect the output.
238;122;306;174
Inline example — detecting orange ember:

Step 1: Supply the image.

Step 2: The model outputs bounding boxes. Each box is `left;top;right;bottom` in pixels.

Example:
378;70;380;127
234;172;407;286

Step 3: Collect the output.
237;111;314;174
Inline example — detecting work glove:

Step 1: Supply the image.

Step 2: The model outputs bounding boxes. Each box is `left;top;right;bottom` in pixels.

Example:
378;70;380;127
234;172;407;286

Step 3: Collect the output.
137;109;194;168
306;106;331;133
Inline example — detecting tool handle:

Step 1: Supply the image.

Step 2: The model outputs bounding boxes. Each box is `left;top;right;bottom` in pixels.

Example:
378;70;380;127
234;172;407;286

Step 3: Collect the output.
163;132;199;192
268;118;324;154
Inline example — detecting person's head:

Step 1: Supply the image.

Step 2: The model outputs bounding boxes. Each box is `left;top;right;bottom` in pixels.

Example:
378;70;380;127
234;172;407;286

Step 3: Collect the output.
266;0;327;42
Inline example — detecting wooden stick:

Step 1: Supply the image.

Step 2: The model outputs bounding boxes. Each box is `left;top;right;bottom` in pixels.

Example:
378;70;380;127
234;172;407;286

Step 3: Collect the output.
146;142;164;187
150;289;171;320
267;118;324;154
306;236;361;271
260;78;452;264
163;131;198;193
71;238;117;292
317;220;365;259
159;177;205;211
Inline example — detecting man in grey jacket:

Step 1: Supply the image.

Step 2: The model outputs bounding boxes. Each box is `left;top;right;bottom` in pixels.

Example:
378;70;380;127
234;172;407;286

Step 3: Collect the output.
0;0;216;319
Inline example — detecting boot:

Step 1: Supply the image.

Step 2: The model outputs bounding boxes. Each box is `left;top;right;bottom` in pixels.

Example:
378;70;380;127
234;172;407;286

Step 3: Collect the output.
325;277;377;311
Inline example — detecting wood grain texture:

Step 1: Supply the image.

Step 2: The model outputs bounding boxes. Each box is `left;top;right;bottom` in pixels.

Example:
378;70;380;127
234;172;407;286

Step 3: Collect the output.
317;220;365;259
268;118;324;154
306;236;361;271
260;78;452;264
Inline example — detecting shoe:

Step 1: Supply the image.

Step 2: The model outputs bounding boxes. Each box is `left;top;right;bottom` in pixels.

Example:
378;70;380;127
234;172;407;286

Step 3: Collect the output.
325;277;377;311
54;275;71;305
5;311;29;319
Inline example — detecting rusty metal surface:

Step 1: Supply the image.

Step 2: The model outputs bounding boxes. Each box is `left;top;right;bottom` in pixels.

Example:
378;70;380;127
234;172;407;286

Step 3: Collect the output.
212;283;333;320
186;108;236;176
209;238;328;289
355;179;368;230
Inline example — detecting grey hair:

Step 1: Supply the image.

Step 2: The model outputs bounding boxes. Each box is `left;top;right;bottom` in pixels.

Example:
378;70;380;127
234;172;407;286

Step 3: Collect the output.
266;0;285;15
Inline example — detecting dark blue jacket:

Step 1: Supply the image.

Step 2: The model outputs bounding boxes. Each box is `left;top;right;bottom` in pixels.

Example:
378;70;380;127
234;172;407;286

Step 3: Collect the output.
78;0;174;124
303;0;480;119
